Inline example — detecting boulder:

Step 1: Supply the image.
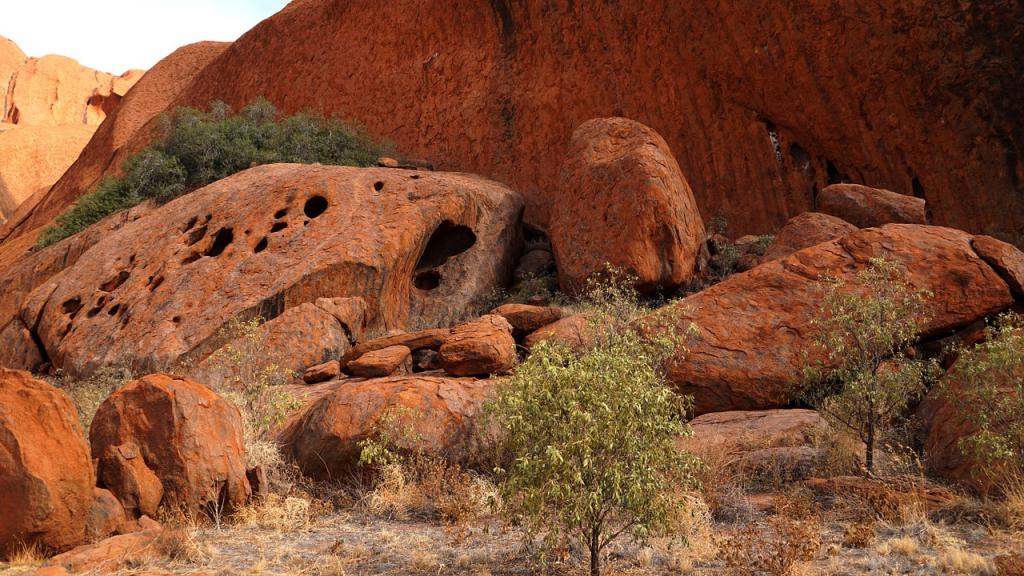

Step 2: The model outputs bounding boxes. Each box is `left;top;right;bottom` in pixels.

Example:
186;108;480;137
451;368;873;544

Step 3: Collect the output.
341;328;451;368
678;409;833;481
42;521;162;575
89;374;250;516
303;360;341;384
760;212;858;262
644;225;1019;415
281;376;493;480
0;317;45;370
95;442;164;518
191;301;351;384
524;314;595;351
85;489;125;542
817;183;927;228
15;164;522;377
491;303;564;338
439;315;517;376
514;249;555;283
0;368;93;557
971;235;1024;298
551;118;705;294
346;345;412;378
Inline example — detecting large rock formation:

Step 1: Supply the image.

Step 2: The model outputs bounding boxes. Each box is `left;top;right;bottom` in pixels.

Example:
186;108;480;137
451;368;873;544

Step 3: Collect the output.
817;183;928;228
0;36;142;225
550;117;705;293
760;212;858;263
3;0;1020;253
0;368;93;557
281;376;493;480
89;373;250;516
644;225;1022;415
1;164;522;376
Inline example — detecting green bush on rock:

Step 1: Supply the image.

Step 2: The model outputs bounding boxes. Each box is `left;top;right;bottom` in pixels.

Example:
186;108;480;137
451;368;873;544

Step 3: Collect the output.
37;98;387;248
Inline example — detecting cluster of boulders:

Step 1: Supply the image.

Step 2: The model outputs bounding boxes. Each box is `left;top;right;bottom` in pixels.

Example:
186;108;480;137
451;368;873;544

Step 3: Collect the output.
1;106;1023;571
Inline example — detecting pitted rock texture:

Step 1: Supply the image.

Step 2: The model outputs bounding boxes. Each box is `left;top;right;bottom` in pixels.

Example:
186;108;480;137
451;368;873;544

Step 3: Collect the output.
0;368;93;557
8;164;521;377
644;225;1021;415
760;212;858;263
817;183;928;228
89;374;250;516
0;35;142;225
281;376;493;480
5;1;1021;250
551;117;705;293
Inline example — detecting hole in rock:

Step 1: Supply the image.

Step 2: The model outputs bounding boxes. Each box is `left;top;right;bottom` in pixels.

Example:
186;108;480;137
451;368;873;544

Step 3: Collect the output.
254;237;268;253
789;142;810;170
186;225;208;246
415;221;476;273
764;121;782;164
826;160;847;185
204;228;234;258
414;270;442;290
274;208;288;219
107;304;121;316
410;174;420;180
149;276;164;291
87;296;108;318
172;316;181;324
181;216;199;233
182;252;201;265
101;270;130;292
303;195;328;219
62;297;82;315
270;222;288;233
374;181;384;192
8;106;20;124
912;177;926;199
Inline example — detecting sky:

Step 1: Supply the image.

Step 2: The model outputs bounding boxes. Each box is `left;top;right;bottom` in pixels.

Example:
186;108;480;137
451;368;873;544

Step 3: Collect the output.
2;0;290;73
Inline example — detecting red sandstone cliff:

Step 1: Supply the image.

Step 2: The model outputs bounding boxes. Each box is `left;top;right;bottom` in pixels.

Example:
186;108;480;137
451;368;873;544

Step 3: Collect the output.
3;0;1023;250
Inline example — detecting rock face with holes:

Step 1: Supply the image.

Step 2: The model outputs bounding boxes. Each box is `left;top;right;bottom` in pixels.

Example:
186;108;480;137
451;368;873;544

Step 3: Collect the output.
439;315;517;376
551;118;705;294
89;373;250;517
643;225;1022;415
760;212;858;263
0;368;94;557
7;164;521;377
281;376;493;480
817;184;927;228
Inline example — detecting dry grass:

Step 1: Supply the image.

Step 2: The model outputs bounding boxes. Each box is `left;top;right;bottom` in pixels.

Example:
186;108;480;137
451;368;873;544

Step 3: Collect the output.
936;545;996;575
0;542;47;571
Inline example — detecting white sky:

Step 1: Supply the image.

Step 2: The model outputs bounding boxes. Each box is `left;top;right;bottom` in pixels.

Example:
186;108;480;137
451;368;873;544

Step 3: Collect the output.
2;0;290;74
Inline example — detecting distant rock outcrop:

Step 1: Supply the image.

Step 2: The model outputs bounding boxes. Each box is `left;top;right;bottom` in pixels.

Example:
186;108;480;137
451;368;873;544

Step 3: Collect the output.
0;36;143;225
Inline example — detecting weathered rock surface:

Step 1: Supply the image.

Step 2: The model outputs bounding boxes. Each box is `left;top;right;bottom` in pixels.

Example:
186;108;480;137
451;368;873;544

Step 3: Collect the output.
760;212;858;263
6;164;521;377
347;345;412;378
10;1;1020;248
95;441;164;518
85;489;125;542
817;184;927;228
341;328;451;369
42;518;162;575
0;125;95;222
303;360;341;384
281;376;493;480
971;235;1024;298
491;303;563;338
551;118;705;293
0;368;93;557
645;225;1020;415
440;315;517;376
90;374;250;516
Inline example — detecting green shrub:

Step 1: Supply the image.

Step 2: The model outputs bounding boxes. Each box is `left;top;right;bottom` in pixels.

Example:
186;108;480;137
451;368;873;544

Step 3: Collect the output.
37;98;386;247
485;275;702;576
943;312;1024;483
803;258;939;473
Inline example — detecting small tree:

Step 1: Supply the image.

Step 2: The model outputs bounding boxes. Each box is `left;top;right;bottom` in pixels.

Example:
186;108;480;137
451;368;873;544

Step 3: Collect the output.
942;312;1024;483
804;258;938;473
486;275;701;576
